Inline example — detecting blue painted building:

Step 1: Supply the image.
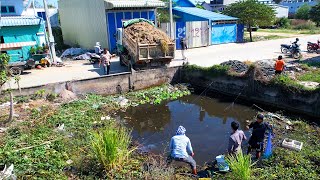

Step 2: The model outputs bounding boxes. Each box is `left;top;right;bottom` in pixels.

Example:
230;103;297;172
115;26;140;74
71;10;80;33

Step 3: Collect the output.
172;0;244;44
0;0;46;62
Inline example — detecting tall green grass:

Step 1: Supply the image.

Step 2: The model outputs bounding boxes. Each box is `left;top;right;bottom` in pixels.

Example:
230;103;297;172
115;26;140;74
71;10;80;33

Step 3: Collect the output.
226;152;255;180
91;122;133;170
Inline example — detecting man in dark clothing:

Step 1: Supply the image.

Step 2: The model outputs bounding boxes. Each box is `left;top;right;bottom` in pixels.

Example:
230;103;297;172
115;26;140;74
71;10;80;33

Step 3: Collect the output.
246;114;272;159
180;38;187;61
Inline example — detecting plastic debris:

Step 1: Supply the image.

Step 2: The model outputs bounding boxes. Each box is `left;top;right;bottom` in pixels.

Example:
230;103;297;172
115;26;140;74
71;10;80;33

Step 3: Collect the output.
263;132;273;159
0;164;15;180
55;123;65;132
282;138;303;151
66;160;73;165
117;96;129;107
216;155;229;172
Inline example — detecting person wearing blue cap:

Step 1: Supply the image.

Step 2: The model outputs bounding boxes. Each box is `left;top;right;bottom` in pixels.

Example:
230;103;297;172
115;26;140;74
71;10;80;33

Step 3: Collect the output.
169;126;197;175
246;114;272;159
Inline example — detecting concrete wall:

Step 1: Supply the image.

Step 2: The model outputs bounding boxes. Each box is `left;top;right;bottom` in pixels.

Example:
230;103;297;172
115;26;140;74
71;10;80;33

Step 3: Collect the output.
10;67;181;96
182;68;320;117
59;0;108;49
1;0;24;16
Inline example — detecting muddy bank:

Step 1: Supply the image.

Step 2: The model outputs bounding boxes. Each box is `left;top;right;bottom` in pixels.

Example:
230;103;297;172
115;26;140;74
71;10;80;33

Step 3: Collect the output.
181;66;320;117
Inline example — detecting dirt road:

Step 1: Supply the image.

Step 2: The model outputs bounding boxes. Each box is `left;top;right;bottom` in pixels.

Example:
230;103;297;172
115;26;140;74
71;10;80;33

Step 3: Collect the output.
4;34;320;89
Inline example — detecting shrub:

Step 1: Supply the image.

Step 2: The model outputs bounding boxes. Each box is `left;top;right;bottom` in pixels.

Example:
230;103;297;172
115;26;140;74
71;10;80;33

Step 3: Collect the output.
91;122;133;170
295;4;311;20
291;19;316;30
226;152;255;180
275;17;291;28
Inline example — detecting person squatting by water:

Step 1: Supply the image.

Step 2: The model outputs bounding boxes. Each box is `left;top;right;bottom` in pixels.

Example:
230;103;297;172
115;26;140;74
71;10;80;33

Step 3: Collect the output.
169;126;197;175
246;114;272;159
274;55;285;75
99;48;115;75
228;121;247;155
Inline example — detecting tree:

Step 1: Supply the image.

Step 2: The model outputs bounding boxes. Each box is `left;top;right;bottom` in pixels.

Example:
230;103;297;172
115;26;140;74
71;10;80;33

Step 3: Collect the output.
295;4;311;20
310;3;320;26
196;3;205;10
0;53;14;123
223;0;275;42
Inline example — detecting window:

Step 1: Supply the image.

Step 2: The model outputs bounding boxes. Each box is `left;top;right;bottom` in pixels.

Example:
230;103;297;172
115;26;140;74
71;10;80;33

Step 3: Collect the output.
1;6;7;13
8;6;15;13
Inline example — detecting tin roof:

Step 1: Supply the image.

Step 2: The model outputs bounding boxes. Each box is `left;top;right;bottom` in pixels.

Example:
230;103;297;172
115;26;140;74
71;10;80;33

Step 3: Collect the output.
0;16;42;27
173;7;238;21
0;41;37;51
104;0;165;9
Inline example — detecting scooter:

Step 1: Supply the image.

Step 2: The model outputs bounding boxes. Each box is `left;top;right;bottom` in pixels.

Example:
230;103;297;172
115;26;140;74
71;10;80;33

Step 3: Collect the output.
291;44;302;59
88;53;101;64
307;40;320;53
280;44;291;54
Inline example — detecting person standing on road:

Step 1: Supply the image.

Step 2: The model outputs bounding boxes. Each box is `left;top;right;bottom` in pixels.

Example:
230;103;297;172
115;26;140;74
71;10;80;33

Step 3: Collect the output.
180;38;188;61
274;55;285;75
99;48;114;75
246;114;272;159
169;126;197;175
228;121;247;155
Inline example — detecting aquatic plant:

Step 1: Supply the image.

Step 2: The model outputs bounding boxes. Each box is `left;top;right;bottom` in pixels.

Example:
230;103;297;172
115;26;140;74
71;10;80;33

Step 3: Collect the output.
226;152;255;180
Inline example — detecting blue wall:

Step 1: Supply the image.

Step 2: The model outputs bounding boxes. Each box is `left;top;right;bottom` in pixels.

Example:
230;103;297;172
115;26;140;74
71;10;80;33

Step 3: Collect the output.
0;23;45;62
211;24;237;44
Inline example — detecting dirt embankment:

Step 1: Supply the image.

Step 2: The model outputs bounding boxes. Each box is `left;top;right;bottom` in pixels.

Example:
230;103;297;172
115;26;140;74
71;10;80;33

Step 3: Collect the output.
124;22;172;45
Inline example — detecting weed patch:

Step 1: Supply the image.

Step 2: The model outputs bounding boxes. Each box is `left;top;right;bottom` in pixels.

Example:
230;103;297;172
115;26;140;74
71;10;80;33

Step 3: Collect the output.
184;65;229;78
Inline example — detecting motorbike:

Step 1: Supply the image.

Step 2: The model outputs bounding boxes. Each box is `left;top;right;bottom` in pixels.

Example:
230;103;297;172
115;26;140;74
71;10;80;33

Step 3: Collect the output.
280;44;291;54
88;53;101;64
307;40;320;53
290;44;302;59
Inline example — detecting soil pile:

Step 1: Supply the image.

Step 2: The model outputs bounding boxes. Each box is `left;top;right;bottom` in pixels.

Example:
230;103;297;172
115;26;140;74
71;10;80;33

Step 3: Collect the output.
124;22;172;44
220;60;248;73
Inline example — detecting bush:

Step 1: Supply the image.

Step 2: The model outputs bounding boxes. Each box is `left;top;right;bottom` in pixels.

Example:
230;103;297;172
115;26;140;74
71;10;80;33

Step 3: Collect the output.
275;17;291;28
91;122;133;171
291;19;316;30
295;4;311;20
226;152;255;180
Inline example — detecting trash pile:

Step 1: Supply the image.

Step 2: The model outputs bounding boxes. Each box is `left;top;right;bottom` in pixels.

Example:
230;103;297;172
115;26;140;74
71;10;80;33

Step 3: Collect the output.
254;59;275;77
124;22;172;44
220;60;249;73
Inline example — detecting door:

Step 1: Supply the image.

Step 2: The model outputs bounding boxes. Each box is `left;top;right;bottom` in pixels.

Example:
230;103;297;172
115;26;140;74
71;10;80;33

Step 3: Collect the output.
211;24;237;45
186;21;209;48
237;24;244;43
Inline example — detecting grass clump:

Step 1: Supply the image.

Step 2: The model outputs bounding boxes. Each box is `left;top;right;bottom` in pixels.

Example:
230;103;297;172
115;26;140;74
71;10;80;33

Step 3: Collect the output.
185;64;229;78
298;69;320;83
271;74;306;91
91;122;133;171
226;152;254;180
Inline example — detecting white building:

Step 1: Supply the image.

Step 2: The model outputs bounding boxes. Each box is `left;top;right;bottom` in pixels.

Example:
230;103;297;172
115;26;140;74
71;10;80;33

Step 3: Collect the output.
22;8;59;27
201;0;289;18
280;0;317;15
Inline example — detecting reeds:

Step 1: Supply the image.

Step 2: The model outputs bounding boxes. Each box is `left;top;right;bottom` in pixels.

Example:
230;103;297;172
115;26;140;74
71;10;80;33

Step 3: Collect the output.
226;152;255;180
91;122;133;170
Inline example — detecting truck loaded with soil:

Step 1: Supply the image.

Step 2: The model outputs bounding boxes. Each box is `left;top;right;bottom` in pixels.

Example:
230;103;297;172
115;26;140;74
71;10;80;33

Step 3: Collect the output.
116;18;175;69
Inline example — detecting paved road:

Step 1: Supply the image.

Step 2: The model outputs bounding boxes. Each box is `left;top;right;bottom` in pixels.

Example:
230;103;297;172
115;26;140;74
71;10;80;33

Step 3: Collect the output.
4;34;320;89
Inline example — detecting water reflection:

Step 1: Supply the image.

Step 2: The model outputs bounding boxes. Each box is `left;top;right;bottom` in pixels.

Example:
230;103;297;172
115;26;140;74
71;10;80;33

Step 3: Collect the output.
119;95;257;164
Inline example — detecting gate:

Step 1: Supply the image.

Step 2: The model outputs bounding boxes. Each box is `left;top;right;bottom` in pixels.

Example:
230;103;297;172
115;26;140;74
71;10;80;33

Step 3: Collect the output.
211;23;237;45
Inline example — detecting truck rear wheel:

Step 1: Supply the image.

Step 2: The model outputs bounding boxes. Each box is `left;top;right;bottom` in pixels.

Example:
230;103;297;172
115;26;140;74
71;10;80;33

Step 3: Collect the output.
9;66;23;76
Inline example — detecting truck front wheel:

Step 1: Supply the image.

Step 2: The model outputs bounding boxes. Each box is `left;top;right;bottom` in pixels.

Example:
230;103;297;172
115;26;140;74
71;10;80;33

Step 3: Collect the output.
9;66;23;76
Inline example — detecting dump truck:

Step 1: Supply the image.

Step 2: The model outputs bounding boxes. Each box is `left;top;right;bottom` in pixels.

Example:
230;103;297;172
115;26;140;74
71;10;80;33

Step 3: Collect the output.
116;18;175;69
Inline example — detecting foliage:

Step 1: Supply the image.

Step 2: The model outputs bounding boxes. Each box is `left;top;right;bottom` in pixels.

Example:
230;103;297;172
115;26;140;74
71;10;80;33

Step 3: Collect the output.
196;3;205;10
91;121;132;171
275;17;291;28
295;4;311;20
226;152;254;180
184;64;229;78
0;53;10;87
298;69;320;83
270;74;307;91
292;21;316;30
29;46;36;54
309;3;320;26
223;0;275;42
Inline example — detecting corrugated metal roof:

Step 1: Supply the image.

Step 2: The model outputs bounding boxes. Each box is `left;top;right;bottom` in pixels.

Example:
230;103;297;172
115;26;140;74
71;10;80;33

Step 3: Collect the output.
0;16;42;27
173;7;238;21
104;0;165;9
0;41;37;51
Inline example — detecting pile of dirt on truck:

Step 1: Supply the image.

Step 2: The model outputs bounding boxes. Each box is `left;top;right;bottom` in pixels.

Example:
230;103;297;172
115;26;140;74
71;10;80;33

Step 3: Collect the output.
124;22;172;45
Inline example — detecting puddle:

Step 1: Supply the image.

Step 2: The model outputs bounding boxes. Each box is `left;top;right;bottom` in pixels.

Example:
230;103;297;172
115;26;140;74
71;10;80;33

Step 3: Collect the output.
118;95;257;164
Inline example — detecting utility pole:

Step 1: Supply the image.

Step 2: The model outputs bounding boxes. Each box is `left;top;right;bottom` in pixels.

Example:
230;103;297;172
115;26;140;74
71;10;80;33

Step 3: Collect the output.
43;0;56;64
169;0;174;40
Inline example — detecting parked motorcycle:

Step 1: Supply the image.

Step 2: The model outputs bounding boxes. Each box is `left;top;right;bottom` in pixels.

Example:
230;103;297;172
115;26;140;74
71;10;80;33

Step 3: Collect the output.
291;44;302;59
307;40;320;53
280;44;291;54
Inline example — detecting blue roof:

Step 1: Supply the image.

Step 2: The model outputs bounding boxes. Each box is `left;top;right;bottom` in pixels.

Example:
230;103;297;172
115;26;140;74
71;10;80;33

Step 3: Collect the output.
173;7;238;21
0;16;42;27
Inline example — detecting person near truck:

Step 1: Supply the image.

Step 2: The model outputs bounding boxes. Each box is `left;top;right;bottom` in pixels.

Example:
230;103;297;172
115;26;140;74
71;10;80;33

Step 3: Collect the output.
228;121;247;155
94;42;102;55
99;48;114;75
274;55;285;75
180;38;188;61
169;126;197;175
246;114;272;159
